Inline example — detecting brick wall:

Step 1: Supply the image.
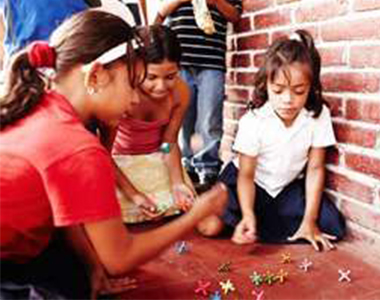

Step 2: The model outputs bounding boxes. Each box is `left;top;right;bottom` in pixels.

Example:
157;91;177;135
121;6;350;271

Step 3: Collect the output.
223;0;380;254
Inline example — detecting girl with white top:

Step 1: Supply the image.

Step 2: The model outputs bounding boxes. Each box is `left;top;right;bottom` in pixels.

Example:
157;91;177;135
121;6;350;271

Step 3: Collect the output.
198;30;346;251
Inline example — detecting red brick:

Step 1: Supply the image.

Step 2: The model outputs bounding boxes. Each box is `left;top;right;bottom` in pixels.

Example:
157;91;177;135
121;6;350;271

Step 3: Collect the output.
226;71;236;85
295;0;349;23
225;87;250;102
322;72;380;93
223;104;248;120
345;152;380;179
243;0;273;12
319;46;346;67
253;52;266;68
341;200;380;233
254;10;291;30
354;0;380;11
346;99;380;124
324;95;343;117
326;171;374;204
321;17;380;41
350;45;380;68
271;26;318;43
334;122;377;148
236;72;256;86
231;53;251;68
223;121;238;137
234;17;251;34
237;33;269;51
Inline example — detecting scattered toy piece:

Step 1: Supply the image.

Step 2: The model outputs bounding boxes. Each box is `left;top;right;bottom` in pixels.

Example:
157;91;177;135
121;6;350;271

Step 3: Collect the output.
209;290;222;300
195;280;211;296
218;261;232;273
338;269;351;282
249;272;263;286
220;279;235;295
252;289;265;300
263;271;277;285
299;258;313;272
156;201;170;213
276;269;288;284
175;241;188;254
281;253;292;264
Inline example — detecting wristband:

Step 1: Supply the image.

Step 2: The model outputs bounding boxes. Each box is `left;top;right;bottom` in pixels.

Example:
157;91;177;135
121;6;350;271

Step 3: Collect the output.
160;142;173;154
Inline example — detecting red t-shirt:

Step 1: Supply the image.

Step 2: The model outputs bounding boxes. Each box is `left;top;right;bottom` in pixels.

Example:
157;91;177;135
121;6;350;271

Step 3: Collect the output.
0;91;121;263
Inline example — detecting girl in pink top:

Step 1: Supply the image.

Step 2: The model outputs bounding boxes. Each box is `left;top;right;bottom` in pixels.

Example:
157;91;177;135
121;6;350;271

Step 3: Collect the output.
110;25;195;223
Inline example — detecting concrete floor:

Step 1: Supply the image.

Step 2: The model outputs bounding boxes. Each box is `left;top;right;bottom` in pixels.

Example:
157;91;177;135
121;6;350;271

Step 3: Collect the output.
119;228;380;300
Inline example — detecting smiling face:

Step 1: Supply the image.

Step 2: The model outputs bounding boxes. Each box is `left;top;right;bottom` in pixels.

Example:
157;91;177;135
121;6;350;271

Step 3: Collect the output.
139;59;179;100
267;62;311;127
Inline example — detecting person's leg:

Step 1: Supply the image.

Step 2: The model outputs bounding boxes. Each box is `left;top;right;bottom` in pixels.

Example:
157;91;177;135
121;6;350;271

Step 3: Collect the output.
197;162;238;236
191;68;224;184
317;194;346;241
179;68;197;170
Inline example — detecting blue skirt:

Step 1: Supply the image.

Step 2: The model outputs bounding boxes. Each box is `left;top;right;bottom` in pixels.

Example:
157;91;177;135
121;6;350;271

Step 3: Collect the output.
219;162;346;243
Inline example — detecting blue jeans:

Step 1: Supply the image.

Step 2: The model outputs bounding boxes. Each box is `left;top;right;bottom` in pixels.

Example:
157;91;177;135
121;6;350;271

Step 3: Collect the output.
180;67;224;177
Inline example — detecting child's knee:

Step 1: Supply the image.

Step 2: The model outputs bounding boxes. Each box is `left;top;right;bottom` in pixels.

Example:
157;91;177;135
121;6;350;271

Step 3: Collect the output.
197;215;224;237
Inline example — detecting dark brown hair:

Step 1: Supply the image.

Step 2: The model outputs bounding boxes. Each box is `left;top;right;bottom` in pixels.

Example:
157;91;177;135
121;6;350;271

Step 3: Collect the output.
252;29;325;117
0;10;145;130
136;24;181;65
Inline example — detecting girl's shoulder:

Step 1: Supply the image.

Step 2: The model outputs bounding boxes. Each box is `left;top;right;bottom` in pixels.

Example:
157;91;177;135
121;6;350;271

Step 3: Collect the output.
312;104;332;123
171;78;190;110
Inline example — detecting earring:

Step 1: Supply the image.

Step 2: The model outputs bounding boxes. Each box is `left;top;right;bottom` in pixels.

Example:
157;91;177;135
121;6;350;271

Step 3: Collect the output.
87;87;95;95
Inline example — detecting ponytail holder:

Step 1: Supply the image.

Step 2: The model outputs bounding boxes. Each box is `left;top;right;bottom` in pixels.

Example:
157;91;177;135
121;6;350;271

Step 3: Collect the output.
27;41;56;68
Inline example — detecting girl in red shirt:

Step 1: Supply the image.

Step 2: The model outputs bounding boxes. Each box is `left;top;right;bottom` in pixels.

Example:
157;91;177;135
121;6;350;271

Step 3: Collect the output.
0;9;227;299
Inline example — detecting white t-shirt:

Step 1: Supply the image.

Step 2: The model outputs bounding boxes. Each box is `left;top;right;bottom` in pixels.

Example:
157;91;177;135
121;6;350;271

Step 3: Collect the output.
233;102;336;198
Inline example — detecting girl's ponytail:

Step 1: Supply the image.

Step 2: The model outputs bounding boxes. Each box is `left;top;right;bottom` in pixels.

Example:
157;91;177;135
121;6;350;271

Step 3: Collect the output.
0;42;55;130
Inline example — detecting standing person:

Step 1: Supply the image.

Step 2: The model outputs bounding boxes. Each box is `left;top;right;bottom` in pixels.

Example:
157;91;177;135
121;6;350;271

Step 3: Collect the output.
0;10;227;299
0;0;97;69
155;0;242;189
111;24;196;224
198;30;346;251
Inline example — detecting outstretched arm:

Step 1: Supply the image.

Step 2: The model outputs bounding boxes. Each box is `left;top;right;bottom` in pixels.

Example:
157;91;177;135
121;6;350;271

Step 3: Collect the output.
288;147;336;251
64;226;137;299
84;183;227;276
161;79;194;210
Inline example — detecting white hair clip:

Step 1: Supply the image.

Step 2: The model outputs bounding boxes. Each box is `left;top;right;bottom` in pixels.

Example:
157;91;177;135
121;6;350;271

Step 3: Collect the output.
289;32;302;42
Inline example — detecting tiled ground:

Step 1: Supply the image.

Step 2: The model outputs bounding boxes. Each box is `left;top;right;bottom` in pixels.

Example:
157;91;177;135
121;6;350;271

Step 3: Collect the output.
119;229;380;300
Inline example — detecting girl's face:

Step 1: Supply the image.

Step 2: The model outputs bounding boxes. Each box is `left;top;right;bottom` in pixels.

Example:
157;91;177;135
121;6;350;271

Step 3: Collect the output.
95;63;140;125
267;62;311;127
139;59;179;100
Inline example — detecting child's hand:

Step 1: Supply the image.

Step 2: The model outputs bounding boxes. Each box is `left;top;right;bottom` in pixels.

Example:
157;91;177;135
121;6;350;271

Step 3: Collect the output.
131;193;164;219
232;215;257;245
172;183;195;211
288;222;337;251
